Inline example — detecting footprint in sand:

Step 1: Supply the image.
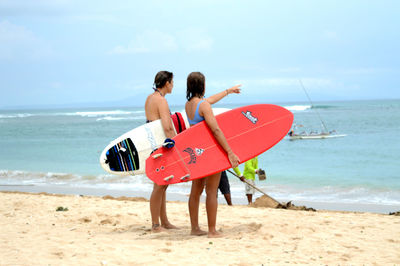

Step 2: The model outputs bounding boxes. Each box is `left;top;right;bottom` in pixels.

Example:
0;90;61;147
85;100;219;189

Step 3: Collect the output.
79;217;92;223
231;222;262;235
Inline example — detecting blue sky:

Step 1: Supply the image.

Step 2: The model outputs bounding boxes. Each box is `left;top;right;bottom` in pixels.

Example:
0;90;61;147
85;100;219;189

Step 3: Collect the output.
0;0;399;108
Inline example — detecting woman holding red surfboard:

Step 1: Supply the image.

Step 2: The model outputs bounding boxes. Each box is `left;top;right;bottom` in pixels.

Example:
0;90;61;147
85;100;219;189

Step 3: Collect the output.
185;72;241;238
145;70;178;232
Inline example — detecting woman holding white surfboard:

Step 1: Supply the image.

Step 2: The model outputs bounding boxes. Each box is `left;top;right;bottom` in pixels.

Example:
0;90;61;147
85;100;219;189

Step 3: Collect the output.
185;72;241;238
145;70;177;232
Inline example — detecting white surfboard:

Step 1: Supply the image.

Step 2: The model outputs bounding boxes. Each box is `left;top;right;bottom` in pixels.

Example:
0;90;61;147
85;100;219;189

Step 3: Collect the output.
99;108;230;176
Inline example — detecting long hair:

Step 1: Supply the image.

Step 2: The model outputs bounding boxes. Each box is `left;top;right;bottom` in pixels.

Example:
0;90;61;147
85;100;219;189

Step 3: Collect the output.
154;71;173;89
186;72;205;100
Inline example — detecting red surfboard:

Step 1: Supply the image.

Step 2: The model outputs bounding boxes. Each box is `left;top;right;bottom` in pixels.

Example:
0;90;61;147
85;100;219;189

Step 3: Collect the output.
145;104;293;185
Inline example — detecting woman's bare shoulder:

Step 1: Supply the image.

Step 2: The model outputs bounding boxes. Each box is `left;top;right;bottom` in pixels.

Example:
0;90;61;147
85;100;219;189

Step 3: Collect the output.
146;93;167;105
199;99;212;117
200;99;211;110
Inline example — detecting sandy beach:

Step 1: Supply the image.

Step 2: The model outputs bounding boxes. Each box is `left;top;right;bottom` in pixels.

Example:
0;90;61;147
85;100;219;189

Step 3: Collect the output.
0;191;399;265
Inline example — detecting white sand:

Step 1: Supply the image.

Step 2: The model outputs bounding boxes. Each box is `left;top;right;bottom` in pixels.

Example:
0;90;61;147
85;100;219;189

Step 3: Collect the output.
1;192;399;265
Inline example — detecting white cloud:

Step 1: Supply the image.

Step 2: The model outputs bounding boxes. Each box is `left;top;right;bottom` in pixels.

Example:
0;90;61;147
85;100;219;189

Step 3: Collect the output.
278;67;301;73
244;78;334;88
0;0;71;16
340;67;393;75
204;77;336;95
110;30;178;54
0;20;36;43
110;28;214;54
186;37;213;52
0;20;53;60
178;28;213;52
322;30;339;41
49;82;62;89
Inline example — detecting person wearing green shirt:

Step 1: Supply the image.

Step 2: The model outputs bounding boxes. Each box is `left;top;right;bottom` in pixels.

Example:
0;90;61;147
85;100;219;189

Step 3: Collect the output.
233;157;259;204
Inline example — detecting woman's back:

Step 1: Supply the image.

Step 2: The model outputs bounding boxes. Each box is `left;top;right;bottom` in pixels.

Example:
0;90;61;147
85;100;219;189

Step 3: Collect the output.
185;99;205;126
145;93;163;122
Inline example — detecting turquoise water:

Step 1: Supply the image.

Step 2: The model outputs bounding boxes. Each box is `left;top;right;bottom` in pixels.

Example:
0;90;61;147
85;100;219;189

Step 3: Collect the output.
0;100;399;207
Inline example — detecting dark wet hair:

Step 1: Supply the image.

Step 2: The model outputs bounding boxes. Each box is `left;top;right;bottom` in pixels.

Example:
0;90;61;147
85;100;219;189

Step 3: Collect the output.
154;71;173;89
186;72;205;100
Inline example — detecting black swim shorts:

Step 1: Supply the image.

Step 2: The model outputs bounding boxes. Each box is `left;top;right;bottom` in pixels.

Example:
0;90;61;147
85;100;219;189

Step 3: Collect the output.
218;171;231;195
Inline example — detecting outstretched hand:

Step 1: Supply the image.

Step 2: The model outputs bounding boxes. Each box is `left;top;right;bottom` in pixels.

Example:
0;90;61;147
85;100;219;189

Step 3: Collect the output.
227;84;242;95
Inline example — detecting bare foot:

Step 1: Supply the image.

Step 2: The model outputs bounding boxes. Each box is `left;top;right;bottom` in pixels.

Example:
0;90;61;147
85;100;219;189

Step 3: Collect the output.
151;224;166;233
162;223;179;230
208;231;223;238
191;228;208;236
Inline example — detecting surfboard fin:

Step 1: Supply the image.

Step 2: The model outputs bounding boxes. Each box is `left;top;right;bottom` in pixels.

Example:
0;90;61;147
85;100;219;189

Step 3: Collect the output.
164;175;174;182
152;154;162;159
180;174;190;181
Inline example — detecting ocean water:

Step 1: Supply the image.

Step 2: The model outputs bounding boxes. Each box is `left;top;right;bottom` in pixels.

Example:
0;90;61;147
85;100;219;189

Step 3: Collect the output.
0;100;399;211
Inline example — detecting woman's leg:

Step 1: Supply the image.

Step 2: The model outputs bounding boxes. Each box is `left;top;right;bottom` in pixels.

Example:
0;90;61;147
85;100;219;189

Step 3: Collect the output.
159;185;178;229
150;183;168;232
188;178;207;235
205;172;222;238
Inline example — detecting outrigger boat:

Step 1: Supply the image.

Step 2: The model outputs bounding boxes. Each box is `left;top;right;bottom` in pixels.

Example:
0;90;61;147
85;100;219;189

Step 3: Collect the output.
288;129;346;140
288;80;346;141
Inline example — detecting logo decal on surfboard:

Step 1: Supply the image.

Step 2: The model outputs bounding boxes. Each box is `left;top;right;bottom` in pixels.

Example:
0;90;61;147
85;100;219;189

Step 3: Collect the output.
145;126;157;151
183;147;197;164
242;111;258;124
183;147;204;164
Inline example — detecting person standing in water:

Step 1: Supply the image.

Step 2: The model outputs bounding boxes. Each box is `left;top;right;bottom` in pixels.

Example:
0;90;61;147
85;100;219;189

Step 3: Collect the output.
145;71;178;232
185;71;241;238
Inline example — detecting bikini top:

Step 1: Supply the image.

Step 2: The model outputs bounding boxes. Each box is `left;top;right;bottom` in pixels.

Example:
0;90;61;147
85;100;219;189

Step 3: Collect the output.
188;100;205;125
